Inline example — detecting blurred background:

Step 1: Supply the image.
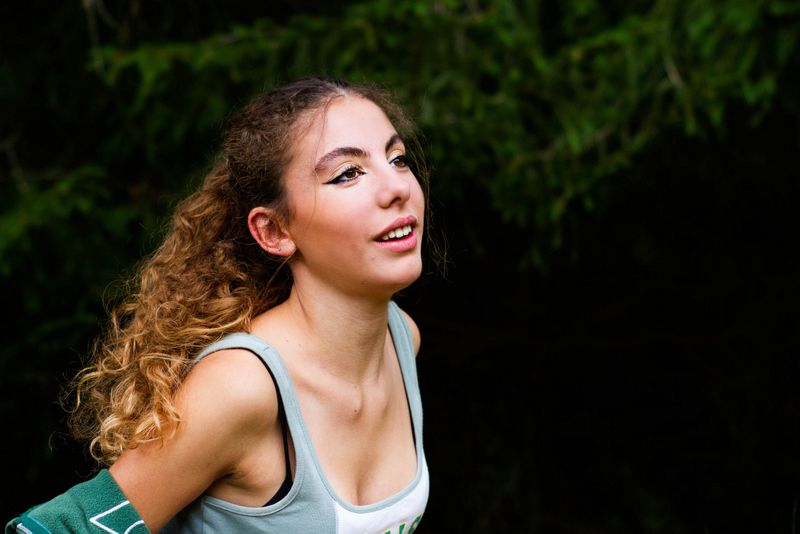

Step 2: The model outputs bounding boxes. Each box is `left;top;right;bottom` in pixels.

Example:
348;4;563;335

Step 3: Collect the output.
2;0;799;532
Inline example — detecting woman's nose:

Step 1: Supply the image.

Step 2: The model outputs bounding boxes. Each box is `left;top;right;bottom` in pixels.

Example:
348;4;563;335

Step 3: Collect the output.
376;164;412;208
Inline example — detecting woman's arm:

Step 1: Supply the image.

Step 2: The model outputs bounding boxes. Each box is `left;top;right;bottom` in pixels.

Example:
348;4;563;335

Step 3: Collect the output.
110;348;282;532
7;348;282;534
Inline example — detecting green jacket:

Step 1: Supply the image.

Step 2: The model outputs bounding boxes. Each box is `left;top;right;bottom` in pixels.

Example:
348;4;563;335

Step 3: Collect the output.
6;469;149;534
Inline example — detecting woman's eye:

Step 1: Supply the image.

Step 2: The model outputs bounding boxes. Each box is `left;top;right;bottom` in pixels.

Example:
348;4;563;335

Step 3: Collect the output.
390;154;408;168
327;165;364;184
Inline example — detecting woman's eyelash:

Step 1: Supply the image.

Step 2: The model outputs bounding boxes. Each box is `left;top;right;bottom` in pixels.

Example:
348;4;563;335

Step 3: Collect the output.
325;154;407;185
326;165;364;184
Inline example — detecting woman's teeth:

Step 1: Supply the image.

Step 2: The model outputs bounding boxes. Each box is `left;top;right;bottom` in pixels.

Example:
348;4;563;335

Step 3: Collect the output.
380;224;412;241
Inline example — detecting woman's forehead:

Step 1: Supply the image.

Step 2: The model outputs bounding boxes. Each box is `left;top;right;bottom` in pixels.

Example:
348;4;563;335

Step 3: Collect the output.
305;96;397;154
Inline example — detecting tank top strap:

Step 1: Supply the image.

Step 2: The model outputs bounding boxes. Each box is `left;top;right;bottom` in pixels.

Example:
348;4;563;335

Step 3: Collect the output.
386;301;424;451
387;301;414;363
193;332;276;364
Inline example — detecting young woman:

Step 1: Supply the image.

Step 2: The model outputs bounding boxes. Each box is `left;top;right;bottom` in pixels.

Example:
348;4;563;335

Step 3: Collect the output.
7;77;432;533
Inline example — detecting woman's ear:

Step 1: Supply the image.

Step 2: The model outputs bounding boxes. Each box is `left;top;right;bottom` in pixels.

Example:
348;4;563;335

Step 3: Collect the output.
247;207;296;257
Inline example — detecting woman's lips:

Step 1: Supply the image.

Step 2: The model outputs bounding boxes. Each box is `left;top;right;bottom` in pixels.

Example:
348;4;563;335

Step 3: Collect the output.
375;228;418;252
375;215;418;241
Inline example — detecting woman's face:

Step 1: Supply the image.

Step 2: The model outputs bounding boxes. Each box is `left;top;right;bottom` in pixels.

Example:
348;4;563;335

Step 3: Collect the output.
281;95;425;298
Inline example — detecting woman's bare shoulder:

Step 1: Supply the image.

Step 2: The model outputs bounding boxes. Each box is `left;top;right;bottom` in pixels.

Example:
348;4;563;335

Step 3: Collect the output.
109;348;279;531
186;348;279;421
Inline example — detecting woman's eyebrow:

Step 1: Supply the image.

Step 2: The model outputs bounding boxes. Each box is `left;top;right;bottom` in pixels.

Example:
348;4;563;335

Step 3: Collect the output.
385;133;402;152
314;134;404;174
314;146;368;174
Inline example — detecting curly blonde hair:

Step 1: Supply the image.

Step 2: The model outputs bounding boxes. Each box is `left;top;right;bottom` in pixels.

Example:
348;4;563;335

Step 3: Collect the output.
66;77;432;465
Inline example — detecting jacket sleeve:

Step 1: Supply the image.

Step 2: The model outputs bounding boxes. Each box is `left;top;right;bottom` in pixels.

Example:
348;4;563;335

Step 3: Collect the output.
5;469;149;534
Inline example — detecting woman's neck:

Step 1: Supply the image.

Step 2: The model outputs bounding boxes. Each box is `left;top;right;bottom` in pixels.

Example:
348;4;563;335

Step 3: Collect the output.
264;282;392;385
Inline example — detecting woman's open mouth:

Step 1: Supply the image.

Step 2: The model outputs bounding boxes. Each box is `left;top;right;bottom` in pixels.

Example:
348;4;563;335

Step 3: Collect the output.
378;224;413;241
374;218;419;252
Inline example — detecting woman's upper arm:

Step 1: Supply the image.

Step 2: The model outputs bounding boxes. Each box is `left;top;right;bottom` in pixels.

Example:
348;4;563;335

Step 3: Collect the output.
109;349;278;532
398;307;421;355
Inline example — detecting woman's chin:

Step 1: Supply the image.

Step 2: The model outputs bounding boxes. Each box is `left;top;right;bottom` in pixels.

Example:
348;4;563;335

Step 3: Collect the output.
380;264;423;295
